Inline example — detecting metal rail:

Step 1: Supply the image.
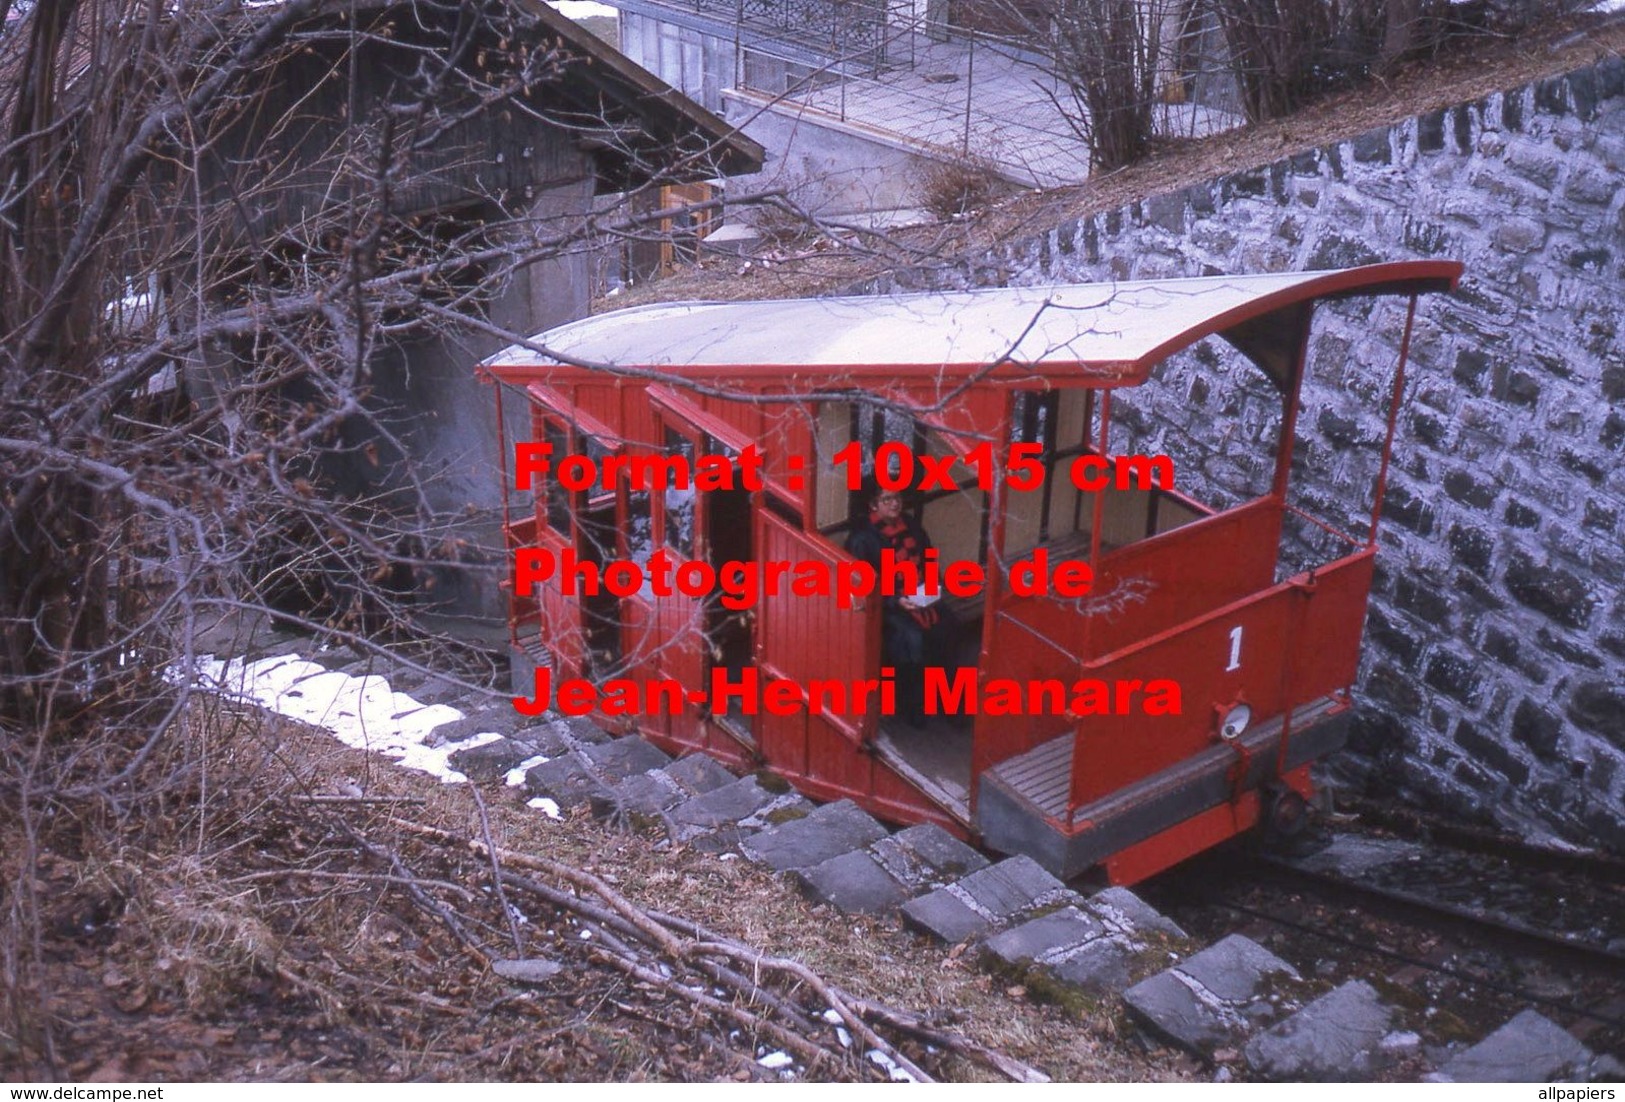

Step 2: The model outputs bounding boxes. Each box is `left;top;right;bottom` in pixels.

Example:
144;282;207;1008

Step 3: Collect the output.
1143;837;1622;1040
1210;887;1625;1031
1251;851;1625;975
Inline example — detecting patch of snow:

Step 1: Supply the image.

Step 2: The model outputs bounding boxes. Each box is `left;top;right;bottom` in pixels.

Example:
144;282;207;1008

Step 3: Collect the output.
820;1008;843;1025
550;0;617;16
865;1050;917;1083
527;796;563;819
1380;1030;1422;1052
506;754;551;786
193;654;476;782
140;363;177;397
756;1051;794;1070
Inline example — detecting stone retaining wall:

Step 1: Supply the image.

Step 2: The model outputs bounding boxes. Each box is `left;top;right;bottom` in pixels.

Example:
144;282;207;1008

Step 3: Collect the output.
859;56;1625;850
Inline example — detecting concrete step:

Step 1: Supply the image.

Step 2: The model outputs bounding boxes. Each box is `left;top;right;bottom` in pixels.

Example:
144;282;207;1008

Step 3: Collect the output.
979;888;1191;998
1242;979;1394;1081
900;855;1079;944
740;800;890;872
792;823;992;915
1427;1008;1622;1083
594;752;740;819
667;775;780;842
522;734;669;810
1122;933;1306;1057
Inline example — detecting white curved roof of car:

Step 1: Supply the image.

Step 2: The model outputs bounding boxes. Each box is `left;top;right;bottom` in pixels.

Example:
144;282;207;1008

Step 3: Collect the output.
485;262;1459;379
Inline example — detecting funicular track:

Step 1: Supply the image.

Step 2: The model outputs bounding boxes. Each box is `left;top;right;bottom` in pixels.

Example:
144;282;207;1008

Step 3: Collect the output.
1137;829;1625;1078
202;630;1625;1083
1249;850;1625;978
453;709;1625;1082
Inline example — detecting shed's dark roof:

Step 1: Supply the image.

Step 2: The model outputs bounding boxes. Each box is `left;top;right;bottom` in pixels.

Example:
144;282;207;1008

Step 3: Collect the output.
506;0;765;185
282;0;764;188
0;0;763;191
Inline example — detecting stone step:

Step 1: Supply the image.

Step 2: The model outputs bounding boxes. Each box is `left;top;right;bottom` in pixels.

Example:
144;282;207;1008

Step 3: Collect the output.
305;644;363;671
440;708;577;783
446;731;560;783
522;755;616;810
594;752;739;819
684;787;818;854
740;800;890;872
900;855;1079;944
667;776;780;841
497;728;1570;1087
793;823;991;915
191;610;301;659
979;888;1190;998
1121;933;1306;1057
522;734;669;810
982;907;1135;995
578;736;671;780
1085;886;1189;940
429;706;533;747
1427;1008;1622;1083
871;824;991;890
664;752;740;794
205;630;1620;1087
1242;979;1394;1081
551;715;615;745
386;668;484;712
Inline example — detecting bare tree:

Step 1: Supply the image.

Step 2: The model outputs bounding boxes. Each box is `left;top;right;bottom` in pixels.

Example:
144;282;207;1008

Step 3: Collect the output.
997;0;1177;170
0;0;763;1064
0;0;748;735
1205;0;1609;121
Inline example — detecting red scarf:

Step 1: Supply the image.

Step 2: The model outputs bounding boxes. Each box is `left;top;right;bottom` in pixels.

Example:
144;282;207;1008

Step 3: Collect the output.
872;510;938;629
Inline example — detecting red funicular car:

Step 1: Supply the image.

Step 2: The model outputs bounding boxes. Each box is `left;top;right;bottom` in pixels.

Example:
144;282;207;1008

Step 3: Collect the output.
482;261;1460;884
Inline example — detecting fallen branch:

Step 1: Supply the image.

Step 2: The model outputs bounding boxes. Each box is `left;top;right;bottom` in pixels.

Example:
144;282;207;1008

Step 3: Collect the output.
470;784;526;957
233;868;476;901
330;817;489;967
588;946;842;1075
497;869;848;1072
394;816;1044;1084
845;997;1050;1084
497;869;826;1038
688;939;931;1084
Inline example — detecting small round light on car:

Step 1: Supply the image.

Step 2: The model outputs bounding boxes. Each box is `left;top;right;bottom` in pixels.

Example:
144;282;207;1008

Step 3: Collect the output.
1219;703;1252;741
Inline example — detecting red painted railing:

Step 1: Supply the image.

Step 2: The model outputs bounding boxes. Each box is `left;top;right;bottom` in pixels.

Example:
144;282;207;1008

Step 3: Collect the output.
1065;548;1375;810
